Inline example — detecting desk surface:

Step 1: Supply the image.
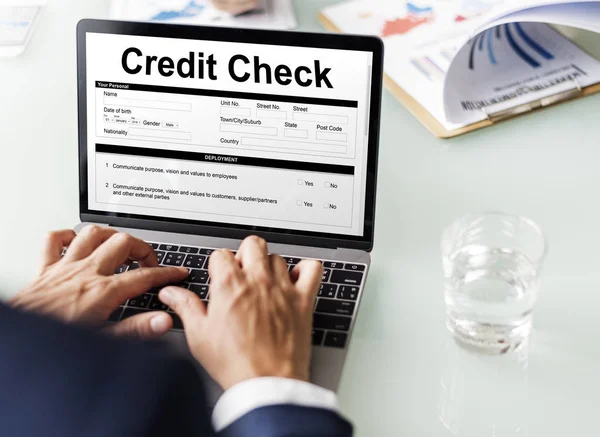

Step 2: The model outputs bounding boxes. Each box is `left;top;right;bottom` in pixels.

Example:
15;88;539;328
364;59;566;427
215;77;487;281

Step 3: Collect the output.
1;1;600;436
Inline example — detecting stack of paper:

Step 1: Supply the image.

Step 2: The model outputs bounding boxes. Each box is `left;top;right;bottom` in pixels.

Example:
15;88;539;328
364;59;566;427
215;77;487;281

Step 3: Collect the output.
110;0;296;30
321;0;600;137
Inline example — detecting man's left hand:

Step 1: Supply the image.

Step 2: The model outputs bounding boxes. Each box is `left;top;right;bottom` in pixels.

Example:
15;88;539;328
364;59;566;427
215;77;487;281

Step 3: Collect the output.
9;226;189;339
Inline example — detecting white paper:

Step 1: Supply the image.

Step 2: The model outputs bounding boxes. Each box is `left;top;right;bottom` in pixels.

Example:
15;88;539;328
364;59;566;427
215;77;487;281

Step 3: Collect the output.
322;0;512;131
475;3;600;35
0;6;39;45
443;22;600;124
110;0;296;30
468;0;600;36
322;0;600;131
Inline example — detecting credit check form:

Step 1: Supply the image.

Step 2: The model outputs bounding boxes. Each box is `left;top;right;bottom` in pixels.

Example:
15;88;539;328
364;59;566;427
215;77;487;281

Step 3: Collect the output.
86;33;373;237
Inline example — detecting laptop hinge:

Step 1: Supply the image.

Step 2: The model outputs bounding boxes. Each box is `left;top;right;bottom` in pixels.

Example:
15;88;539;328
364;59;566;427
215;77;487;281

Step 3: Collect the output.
85;220;366;252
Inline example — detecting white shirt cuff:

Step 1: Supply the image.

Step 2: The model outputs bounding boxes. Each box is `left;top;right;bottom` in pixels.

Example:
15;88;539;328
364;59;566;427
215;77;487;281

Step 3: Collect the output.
212;377;338;431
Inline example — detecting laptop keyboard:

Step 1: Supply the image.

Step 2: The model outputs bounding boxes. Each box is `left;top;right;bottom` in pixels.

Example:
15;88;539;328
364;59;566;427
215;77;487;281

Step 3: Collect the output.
108;242;366;349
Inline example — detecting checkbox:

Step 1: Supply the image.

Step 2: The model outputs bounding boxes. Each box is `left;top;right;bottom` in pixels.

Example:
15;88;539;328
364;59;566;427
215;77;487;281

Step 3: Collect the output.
297;200;303;207
323;203;330;209
324;182;331;188
297;179;303;185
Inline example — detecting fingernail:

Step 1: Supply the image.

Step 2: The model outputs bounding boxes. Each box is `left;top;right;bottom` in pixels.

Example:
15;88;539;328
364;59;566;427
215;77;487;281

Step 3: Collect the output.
150;314;170;334
159;287;174;303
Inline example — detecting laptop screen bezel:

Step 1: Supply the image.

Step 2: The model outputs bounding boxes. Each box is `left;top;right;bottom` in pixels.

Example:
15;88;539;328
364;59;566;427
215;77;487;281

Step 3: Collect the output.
77;19;383;251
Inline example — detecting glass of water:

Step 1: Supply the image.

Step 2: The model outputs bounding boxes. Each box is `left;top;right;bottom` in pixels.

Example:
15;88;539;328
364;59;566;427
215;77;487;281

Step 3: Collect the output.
441;212;547;354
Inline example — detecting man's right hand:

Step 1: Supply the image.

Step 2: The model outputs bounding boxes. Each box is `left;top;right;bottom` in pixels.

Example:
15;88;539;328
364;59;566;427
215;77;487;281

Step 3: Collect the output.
159;236;323;390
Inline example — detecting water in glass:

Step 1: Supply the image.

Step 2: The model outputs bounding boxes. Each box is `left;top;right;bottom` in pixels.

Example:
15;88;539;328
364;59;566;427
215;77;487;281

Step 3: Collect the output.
442;213;546;354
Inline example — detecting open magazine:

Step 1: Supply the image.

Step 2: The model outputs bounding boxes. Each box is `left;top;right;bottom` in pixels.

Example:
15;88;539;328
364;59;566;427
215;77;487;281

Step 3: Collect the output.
321;0;600;136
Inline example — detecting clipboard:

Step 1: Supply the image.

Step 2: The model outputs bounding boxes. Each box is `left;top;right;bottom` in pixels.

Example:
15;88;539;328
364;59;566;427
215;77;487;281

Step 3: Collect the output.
318;12;600;139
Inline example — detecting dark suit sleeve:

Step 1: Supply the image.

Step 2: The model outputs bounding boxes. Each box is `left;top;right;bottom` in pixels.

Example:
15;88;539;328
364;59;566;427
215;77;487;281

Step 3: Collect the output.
0;303;214;437
0;303;353;437
219;405;353;437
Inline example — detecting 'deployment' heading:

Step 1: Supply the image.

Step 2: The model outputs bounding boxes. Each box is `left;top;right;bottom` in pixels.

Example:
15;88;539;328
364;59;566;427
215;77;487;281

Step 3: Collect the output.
121;47;334;89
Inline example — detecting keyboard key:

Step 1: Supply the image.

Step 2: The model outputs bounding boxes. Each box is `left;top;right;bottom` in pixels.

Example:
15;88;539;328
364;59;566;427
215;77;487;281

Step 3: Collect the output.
199;248;215;255
312;329;325;346
159;244;179;252
170;314;184;330
330;269;363;286
115;265;128;274
163;253;185;266
129;262;140;271
324;332;348;348
184;255;206;269
148;295;169;311
109;307;123;322
337;286;359;301
147;287;162;295
188;269;209;284
154;251;165;264
156;282;187;291
313;314;351;332
121;307;150;320
316;299;355;316
148;243;159;250
189;284;209;299
324;261;344;269
283;257;301;265
318;283;337;298
179;246;199;254
322;269;332;282
344;263;366;272
127;294;152;309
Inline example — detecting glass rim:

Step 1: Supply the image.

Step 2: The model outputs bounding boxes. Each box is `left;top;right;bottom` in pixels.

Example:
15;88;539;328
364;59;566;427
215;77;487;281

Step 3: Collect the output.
441;211;548;264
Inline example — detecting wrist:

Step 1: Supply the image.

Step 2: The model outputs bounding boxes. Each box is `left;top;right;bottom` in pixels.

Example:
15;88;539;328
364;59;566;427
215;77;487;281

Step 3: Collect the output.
213;377;339;431
219;363;310;390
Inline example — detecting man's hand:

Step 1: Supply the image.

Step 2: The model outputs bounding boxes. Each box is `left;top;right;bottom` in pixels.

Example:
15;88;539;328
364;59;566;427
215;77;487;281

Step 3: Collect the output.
10;226;189;339
159;236;323;390
212;0;257;15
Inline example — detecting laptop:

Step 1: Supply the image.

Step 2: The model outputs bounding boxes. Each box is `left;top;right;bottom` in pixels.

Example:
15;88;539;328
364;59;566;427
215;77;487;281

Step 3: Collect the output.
76;19;383;403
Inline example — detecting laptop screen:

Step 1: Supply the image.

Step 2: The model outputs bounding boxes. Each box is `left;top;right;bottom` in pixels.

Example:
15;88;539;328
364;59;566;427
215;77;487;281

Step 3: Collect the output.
82;28;378;241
